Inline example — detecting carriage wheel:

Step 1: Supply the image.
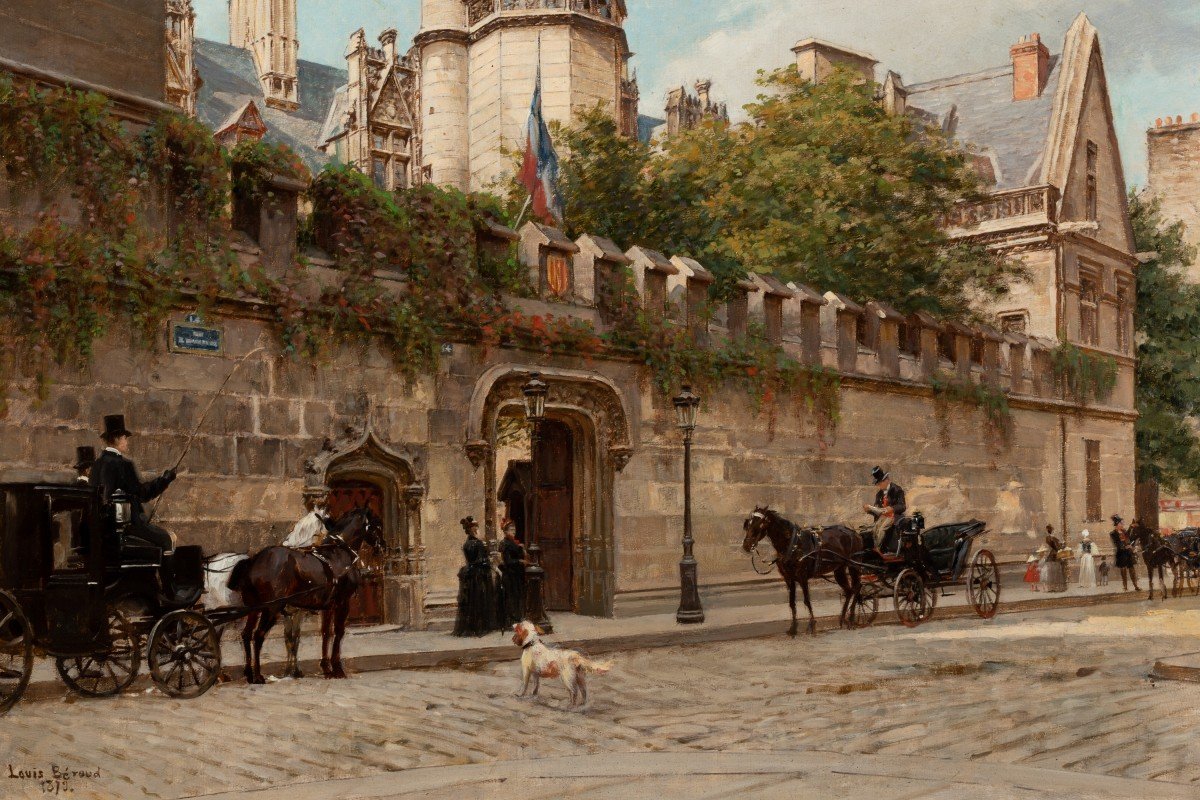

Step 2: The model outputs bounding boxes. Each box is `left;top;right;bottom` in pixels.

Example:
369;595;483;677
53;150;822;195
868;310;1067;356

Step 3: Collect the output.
848;583;880;628
148;610;221;699
893;569;929;628
968;550;1001;619
0;590;33;716
55;600;144;698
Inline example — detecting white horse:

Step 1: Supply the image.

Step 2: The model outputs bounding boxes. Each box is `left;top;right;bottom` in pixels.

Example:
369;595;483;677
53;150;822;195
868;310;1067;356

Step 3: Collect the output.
203;507;331;680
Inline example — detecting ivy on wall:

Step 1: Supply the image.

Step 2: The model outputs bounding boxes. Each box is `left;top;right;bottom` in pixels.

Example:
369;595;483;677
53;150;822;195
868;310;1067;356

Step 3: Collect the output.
930;372;1013;452
0;80;840;427
1050;341;1118;405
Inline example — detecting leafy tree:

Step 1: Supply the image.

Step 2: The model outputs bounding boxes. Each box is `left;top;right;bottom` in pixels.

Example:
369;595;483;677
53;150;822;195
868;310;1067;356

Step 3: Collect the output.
545;67;1023;317
1130;192;1200;492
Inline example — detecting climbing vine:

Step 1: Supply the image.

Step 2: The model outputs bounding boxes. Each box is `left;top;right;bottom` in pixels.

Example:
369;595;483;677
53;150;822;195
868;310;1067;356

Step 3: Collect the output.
1050;341;1118;405
930;372;1013;452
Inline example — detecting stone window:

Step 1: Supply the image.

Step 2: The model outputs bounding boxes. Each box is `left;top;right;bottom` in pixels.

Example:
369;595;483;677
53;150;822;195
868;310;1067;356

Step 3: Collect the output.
937;330;956;363
898;321;918;355
1085;141;1098;222
999;311;1028;335
1085;439;1102;522
372;157;387;188
1116;279;1132;354
1079;273;1099;346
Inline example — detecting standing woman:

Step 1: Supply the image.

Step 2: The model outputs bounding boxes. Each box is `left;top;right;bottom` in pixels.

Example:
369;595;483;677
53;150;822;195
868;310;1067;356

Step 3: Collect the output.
1077;530;1097;589
498;520;527;625
1042;525;1067;592
453;517;499;637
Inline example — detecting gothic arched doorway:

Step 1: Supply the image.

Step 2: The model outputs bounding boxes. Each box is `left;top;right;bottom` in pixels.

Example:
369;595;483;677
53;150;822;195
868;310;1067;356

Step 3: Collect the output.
468;366;635;618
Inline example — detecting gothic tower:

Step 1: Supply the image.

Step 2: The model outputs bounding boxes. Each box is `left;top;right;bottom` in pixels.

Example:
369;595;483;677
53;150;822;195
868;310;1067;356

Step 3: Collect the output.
229;0;300;111
418;0;637;193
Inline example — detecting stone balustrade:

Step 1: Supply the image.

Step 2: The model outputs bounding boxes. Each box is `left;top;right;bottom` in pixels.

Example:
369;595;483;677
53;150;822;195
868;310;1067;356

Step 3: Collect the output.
944;184;1059;231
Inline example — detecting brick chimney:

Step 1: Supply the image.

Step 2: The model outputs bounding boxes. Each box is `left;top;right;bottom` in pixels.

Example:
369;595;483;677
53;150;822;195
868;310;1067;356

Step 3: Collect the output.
1010;33;1050;101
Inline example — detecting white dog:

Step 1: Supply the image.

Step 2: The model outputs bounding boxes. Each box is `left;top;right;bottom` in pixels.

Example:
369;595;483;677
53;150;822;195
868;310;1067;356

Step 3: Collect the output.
512;621;613;708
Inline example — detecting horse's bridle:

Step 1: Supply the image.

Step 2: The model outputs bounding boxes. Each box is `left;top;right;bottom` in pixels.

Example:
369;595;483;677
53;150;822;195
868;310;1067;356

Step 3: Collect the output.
747;511;823;571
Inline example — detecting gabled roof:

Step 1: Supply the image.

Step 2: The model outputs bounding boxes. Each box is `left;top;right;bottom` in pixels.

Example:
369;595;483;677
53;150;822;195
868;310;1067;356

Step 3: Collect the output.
214;100;267;139
195;39;346;171
907;56;1062;190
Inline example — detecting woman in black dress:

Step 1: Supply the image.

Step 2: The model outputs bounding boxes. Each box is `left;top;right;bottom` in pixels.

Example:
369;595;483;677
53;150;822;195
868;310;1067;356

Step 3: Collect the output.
498;520;527;625
453;516;499;637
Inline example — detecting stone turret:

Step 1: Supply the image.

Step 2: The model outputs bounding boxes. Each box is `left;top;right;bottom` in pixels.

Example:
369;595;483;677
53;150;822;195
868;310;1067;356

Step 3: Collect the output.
165;0;200;117
229;0;300;110
417;0;470;191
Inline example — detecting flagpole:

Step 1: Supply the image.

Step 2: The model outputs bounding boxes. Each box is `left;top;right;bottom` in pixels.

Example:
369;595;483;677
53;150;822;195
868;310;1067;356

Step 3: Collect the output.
513;194;533;231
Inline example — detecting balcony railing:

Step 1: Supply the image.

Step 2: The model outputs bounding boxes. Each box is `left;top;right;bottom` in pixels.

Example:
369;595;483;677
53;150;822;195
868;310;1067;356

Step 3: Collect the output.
944;185;1058;230
471;0;621;26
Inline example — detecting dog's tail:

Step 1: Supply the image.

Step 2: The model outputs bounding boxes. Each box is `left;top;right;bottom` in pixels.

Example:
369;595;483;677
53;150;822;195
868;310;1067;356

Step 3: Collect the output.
574;655;614;675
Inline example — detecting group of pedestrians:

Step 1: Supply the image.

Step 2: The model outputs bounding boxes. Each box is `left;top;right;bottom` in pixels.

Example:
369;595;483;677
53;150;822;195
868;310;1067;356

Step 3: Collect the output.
1024;513;1144;593
452;516;529;637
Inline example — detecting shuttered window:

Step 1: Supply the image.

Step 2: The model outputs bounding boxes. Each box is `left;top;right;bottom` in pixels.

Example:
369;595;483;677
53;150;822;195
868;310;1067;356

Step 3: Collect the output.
1085;439;1102;522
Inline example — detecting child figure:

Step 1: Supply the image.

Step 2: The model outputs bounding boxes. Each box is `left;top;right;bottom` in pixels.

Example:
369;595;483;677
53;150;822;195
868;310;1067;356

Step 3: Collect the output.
1023;554;1041;591
1098;555;1110;586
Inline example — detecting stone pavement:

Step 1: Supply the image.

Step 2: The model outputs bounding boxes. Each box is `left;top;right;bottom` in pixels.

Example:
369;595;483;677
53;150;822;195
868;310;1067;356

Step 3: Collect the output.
17;564;1148;701
2;596;1199;799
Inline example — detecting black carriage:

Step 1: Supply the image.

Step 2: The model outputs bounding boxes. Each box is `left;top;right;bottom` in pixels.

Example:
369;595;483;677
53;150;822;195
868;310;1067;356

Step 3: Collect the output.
1167;528;1200;596
0;481;223;715
847;515;1001;628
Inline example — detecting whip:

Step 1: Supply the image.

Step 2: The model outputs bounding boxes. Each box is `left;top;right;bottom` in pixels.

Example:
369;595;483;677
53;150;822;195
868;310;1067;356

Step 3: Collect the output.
148;346;266;521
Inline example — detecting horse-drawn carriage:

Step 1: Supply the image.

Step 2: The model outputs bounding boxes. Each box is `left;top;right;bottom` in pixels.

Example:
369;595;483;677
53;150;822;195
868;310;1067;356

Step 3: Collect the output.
0;481;224;715
744;507;1001;635
847;515;1001;627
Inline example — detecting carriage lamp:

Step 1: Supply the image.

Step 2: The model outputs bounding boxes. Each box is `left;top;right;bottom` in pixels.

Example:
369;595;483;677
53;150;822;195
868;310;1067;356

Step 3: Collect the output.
522;373;553;633
522;373;548;422
110;489;132;527
672;384;700;432
673;385;705;624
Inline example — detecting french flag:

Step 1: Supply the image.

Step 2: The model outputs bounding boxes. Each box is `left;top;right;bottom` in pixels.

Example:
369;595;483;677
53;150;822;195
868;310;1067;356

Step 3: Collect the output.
520;64;564;225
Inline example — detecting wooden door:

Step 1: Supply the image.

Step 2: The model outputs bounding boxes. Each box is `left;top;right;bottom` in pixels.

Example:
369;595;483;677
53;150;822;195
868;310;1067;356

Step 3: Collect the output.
327;481;385;626
535;420;574;611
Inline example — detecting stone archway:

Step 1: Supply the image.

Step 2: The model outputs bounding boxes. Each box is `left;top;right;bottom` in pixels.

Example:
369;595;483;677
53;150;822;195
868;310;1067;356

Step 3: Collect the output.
304;421;427;628
466;365;635;617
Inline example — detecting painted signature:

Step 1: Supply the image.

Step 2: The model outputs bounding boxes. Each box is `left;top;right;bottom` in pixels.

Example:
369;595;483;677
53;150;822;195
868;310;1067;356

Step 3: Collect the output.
7;764;101;795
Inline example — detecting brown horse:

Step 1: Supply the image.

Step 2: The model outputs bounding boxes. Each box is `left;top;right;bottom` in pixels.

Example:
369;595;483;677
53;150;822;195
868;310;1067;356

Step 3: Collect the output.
1128;523;1176;602
228;506;384;683
742;506;862;636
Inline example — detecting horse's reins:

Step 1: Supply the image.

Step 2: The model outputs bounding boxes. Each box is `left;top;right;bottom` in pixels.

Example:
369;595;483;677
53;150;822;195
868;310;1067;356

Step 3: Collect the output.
750;511;825;570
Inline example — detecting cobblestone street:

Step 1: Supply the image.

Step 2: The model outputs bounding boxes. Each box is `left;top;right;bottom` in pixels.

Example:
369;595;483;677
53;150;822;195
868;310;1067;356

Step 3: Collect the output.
4;598;1200;799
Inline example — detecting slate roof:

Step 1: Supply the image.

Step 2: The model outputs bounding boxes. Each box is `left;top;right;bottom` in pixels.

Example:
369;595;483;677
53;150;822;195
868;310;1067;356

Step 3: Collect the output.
906;55;1061;191
195;39;346;172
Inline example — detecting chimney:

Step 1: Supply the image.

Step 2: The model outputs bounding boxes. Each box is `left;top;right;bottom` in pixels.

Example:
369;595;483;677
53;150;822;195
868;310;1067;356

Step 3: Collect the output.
1010;33;1050;101
379;28;398;62
694;79;712;110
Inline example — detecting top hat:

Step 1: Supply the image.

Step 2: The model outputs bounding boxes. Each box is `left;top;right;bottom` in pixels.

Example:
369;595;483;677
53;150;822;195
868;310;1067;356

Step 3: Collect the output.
870;466;888;484
74;445;96;471
1111;514;1123;526
101;414;133;441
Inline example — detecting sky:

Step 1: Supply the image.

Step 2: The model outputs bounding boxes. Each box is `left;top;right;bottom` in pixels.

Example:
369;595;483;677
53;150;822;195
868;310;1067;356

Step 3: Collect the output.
192;0;1200;186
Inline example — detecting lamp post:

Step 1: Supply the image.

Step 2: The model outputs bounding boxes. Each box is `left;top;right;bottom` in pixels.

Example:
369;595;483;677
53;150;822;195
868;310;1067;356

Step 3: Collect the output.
673;385;704;624
522;373;553;633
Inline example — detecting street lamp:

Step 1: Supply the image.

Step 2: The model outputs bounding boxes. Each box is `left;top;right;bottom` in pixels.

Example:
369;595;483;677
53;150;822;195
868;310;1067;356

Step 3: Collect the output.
673;385;704;624
522;373;553;633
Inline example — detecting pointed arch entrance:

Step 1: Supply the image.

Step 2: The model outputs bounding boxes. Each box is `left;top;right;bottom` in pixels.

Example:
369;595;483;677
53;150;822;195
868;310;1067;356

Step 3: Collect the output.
467;366;635;617
304;423;427;628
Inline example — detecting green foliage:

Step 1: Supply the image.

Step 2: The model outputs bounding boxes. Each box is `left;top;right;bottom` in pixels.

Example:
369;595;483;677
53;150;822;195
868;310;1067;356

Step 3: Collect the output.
0;78;232;412
930;372;1012;451
1130;192;1200;491
230;139;310;206
546;69;1024;317
1050;341;1117;404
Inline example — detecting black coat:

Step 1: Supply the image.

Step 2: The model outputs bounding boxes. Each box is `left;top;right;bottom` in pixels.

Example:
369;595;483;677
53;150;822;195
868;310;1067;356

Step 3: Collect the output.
872;483;907;519
453;536;499;637
89;449;172;521
499;537;526;626
1110;528;1135;569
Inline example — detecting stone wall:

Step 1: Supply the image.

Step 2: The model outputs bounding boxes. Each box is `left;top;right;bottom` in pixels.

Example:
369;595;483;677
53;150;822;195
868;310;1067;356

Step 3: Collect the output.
0;0;165;105
1147;116;1200;282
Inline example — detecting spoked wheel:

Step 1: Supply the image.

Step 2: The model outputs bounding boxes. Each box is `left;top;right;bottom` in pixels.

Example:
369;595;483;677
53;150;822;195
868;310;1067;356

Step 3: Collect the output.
894;569;929;628
56;599;145;698
924;584;939;621
0;590;33;715
148;610;221;699
848;583;880;628
968;550;1001;619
